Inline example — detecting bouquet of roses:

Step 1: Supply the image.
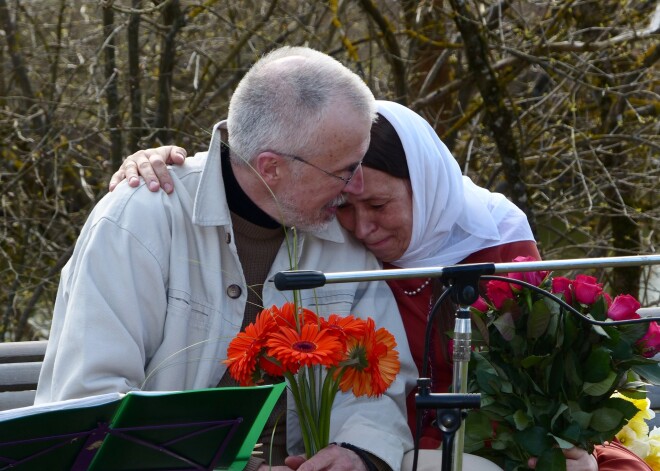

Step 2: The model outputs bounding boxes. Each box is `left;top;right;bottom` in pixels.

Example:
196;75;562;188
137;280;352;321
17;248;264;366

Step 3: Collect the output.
224;302;400;458
464;256;660;470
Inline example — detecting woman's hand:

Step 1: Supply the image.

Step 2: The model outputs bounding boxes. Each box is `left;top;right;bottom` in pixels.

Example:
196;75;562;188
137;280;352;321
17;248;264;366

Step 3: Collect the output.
528;447;597;471
108;145;186;193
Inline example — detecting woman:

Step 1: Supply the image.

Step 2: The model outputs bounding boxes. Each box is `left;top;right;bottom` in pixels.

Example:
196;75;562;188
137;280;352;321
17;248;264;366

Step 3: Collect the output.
111;101;649;471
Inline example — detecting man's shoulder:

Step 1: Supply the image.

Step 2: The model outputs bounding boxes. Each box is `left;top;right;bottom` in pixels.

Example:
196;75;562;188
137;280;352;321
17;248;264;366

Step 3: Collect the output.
88;162;201;232
172;151;208;178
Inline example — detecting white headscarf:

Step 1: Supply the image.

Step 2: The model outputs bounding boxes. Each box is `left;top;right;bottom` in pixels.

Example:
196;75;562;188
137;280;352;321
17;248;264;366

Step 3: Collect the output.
376;101;535;269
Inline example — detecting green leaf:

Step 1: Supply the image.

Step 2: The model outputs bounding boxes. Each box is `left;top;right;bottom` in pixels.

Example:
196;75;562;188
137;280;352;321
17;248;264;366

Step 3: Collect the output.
559;422;582;443
514;426;554;456
584;347;613;383
476;370;502;395
520;354;548;368
563;313;579;346
589;296;607;321
513;409;531;430
619;322;648;344
583;370;617;396
536;447;566;471
548;357;564;396
465;410;494;441
563;351;582;387
494;312;516;342
527;299;551;339
589;407;624;432
550;403;568;429
569;410;592;429
632;363;660;384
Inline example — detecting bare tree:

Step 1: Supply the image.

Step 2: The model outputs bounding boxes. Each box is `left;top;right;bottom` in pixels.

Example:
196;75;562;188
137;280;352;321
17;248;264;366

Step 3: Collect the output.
0;0;657;340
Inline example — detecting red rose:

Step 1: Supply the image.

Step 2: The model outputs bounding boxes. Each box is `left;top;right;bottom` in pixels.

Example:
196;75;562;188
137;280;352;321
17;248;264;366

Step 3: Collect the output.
607;294;641;321
551;276;573;305
638;322;660;358
486;280;515;310
472;296;489;313
573;274;603;305
508;256;548;287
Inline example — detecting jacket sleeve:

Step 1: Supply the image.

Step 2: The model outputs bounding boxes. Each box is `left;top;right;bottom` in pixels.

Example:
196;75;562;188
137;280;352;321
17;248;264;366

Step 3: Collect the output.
326;274;417;471
35;194;169;404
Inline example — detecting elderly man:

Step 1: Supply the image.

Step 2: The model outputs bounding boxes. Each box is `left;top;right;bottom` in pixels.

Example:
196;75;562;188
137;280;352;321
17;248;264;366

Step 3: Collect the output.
36;47;416;471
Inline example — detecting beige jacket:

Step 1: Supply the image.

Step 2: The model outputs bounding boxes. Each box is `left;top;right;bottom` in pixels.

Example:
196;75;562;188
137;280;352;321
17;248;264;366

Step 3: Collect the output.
36;122;417;470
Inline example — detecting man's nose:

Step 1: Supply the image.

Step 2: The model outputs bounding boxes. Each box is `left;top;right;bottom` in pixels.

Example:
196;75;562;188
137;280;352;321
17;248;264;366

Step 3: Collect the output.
342;166;364;195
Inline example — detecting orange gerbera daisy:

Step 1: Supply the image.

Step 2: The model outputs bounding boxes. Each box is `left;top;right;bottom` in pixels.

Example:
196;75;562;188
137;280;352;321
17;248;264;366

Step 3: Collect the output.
266;324;343;373
370;326;400;394
270;302;320;330
337;318;400;397
321;314;366;347
224;308;277;386
258;355;286;377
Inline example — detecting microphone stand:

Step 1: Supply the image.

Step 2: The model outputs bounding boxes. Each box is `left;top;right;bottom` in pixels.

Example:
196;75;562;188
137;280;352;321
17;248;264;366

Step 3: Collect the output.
451;306;471;471
273;254;660;289
271;254;660;470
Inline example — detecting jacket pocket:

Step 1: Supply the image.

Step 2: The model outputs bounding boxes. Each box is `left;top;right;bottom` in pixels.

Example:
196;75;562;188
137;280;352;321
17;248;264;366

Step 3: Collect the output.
297;286;356;317
166;292;216;330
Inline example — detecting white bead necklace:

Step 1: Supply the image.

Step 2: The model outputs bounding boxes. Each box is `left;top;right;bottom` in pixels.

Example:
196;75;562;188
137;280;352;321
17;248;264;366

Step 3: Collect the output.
403;277;432;296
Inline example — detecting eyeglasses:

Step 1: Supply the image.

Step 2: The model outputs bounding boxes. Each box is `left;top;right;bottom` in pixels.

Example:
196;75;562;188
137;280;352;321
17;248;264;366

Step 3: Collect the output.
277;152;363;186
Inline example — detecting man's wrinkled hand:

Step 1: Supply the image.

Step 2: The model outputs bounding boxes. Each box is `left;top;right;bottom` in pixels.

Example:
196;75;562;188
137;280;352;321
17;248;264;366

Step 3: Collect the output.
284;444;368;471
108;145;186;193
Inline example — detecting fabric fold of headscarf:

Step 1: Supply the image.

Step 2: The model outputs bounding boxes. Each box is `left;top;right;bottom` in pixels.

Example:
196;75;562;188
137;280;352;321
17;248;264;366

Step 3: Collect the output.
376;100;535;268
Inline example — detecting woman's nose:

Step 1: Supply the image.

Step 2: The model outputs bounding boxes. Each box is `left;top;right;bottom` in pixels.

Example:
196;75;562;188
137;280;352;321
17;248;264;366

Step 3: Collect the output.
353;214;375;240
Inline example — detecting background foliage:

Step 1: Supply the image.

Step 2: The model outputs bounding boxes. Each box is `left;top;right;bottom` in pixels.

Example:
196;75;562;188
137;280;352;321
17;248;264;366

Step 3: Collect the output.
0;0;658;340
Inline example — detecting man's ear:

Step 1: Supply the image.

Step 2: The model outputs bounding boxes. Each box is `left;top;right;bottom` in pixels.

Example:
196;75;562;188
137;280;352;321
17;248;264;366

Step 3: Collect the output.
254;151;283;184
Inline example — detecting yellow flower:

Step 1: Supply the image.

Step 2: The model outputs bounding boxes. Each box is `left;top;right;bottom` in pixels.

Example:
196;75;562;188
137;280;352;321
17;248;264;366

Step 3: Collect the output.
645;427;660;470
617;424;651;458
613;393;654;439
612;393;660;469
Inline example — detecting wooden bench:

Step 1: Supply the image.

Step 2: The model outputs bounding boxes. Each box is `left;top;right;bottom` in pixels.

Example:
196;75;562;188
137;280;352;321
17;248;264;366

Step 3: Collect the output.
0;340;47;411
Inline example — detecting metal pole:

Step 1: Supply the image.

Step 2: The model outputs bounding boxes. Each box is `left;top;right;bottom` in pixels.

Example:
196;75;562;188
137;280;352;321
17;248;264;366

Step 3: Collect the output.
272;254;660;290
451;308;471;471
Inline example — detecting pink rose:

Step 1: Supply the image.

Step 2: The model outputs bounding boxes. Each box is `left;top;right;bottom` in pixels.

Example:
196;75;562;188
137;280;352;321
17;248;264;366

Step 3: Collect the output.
472;297;489;313
486;280;515;310
607;294;641;321
603;293;613;308
573;274;603;305
638;322;660;358
508;256;548;287
551;276;573;305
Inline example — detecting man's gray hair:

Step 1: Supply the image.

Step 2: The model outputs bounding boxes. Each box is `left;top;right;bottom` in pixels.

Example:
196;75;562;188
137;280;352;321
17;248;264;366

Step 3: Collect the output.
227;46;376;165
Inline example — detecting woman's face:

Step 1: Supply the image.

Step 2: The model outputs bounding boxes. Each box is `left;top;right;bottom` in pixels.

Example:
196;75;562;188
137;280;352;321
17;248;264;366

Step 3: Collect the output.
336;167;413;263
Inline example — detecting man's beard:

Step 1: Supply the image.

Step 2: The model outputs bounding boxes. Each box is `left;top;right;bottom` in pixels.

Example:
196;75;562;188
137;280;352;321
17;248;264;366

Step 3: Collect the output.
277;193;347;233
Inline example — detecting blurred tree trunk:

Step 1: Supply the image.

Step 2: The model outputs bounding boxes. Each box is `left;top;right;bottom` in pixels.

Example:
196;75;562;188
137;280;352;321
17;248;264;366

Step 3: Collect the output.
127;0;143;151
0;0;44;133
103;2;122;168
357;0;407;103
447;0;537;235
45;0;67;129
153;0;184;145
